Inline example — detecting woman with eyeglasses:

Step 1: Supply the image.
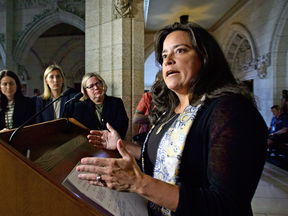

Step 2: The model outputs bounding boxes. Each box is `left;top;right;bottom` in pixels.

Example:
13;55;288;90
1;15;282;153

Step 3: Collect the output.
0;70;35;132
73;73;129;139
36;64;79;123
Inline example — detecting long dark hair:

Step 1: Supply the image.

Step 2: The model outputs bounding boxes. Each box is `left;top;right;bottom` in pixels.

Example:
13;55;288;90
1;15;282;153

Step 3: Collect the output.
0;70;24;111
150;22;252;124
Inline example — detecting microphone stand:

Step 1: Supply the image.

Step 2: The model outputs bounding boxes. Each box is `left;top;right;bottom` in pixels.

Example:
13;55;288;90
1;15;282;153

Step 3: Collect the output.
62;92;83;134
8;90;70;145
62;101;73;134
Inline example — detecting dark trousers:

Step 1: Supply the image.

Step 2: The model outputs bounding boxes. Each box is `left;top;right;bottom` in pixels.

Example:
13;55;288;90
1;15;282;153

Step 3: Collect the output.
268;133;288;153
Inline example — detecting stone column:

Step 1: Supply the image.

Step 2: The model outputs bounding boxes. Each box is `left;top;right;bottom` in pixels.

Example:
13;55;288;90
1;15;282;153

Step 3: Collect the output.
86;0;144;141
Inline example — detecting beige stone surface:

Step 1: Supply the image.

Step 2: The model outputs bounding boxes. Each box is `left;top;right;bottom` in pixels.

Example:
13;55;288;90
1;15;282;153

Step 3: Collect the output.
112;19;124;45
86;1;100;28
100;0;113;24
132;20;144;46
100;46;113;72
100;22;112;47
85;49;100;72
132;45;144;71
86;25;100;50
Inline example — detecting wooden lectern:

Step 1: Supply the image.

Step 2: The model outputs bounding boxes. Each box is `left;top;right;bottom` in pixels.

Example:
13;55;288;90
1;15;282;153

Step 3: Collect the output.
0;118;120;216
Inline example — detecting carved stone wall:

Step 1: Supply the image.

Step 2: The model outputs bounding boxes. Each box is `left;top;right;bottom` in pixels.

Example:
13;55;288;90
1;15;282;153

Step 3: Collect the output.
228;34;254;74
114;0;132;19
214;1;288;125
0;0;85;96
15;1;85;42
226;31;271;80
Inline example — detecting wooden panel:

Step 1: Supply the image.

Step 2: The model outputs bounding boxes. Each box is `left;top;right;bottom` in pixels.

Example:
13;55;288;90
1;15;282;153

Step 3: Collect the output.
0;118;89;159
0;138;102;216
0;118;120;215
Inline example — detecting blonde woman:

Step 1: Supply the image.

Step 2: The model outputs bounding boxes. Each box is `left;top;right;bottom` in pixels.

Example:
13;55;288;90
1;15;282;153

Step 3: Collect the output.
73;73;128;139
36;64;79;123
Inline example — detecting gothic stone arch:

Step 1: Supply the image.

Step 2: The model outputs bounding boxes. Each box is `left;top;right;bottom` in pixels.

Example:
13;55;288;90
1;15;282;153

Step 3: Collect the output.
48;36;85;67
13;8;85;67
69;60;85;81
222;23;259;80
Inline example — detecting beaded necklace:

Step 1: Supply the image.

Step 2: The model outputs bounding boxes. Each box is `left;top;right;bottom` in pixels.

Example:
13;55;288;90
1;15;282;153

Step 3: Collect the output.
155;112;178;135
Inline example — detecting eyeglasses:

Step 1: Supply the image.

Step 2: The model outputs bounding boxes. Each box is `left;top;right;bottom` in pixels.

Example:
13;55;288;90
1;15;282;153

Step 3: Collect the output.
85;80;103;90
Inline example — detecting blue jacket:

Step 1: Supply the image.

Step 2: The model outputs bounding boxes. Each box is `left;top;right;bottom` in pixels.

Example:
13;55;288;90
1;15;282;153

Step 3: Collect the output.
73;95;129;139
36;88;79;123
270;114;288;132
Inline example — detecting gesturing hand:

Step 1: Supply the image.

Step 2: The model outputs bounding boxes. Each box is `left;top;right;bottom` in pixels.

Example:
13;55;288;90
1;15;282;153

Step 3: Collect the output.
87;123;121;150
77;139;144;193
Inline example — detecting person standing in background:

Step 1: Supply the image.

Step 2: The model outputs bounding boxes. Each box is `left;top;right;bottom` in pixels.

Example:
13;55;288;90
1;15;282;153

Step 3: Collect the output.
31;88;41;107
133;70;162;144
268;104;288;156
281;89;288;114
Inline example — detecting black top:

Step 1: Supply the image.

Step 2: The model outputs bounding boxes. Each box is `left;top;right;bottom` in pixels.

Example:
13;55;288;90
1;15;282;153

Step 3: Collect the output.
0;96;36;130
73;95;129;139
142;95;267;216
145;113;179;174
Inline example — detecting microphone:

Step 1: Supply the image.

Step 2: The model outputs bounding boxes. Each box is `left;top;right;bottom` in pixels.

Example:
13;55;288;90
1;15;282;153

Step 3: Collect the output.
63;92;83;134
8;88;72;145
63;92;83;122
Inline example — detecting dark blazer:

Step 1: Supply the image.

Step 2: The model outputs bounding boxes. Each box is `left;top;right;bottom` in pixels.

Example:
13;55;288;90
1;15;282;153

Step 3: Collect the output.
73;95;129;139
0;96;36;130
36;88;79;123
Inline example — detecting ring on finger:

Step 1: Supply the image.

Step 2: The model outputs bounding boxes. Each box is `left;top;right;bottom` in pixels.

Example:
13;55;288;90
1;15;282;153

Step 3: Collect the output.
96;174;101;184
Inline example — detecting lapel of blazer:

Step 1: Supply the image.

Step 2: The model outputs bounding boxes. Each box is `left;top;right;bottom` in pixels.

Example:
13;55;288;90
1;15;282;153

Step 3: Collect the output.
60;95;68;118
87;99;98;128
102;95;108;120
48;99;55;119
12;98;21;126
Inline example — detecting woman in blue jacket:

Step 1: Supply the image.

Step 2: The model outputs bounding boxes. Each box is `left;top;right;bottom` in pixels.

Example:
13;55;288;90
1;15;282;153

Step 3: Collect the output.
73;73;129;139
36;64;78;123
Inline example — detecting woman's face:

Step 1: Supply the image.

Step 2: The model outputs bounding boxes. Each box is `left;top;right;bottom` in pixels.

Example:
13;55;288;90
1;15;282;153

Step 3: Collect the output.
162;30;202;96
0;76;17;100
46;69;64;92
86;76;104;104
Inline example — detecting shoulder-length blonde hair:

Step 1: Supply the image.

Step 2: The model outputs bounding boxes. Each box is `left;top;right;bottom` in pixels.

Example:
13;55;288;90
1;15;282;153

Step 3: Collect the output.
80;73;107;101
41;64;66;100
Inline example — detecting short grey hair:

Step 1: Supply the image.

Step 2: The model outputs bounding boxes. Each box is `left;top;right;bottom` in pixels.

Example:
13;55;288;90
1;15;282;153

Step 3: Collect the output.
80;73;107;101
